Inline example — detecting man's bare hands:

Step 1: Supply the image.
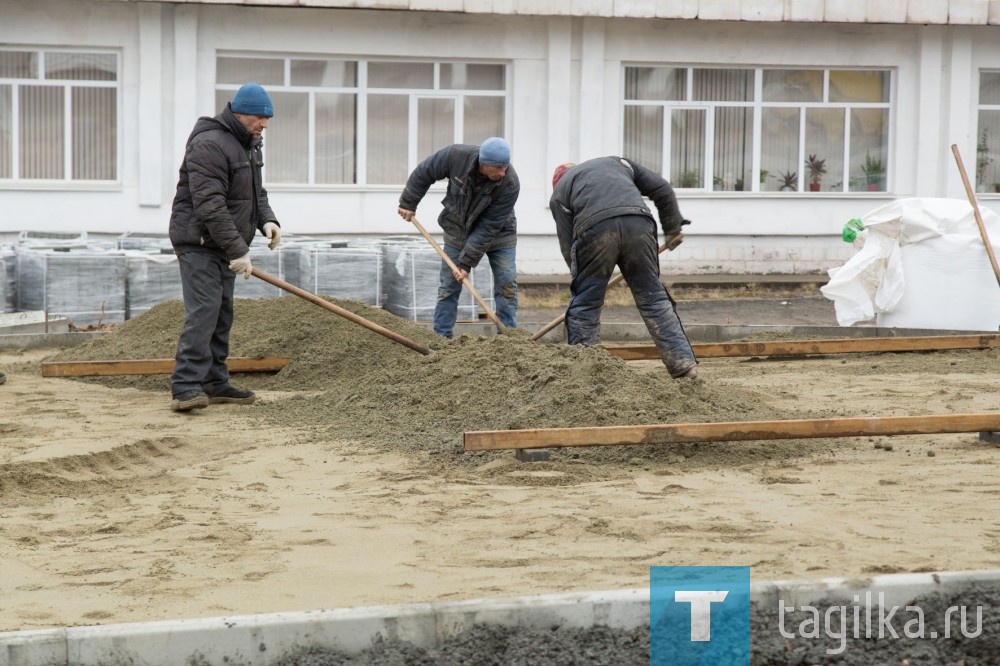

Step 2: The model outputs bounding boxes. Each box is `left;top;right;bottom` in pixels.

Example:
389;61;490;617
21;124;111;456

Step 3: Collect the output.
397;207;415;222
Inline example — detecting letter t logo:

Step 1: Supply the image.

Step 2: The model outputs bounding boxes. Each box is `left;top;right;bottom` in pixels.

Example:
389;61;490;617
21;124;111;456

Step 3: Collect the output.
674;590;729;641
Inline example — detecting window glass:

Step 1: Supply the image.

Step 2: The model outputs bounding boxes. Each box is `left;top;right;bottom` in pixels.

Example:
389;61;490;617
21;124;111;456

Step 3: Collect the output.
368;62;433;89
623;105;663;173
0;51;37;79
72;87;116;180
441;64;504;90
367;93;408;184
713;106;752;191
264;91;308;184
762;69;822;103
46;52;116;81
849;108;888;191
830;70;889;103
625;67;685;101
462;96;504;145
217;57;284;86
316;92;356;184
0;85;10;178
21;85;64;179
671;109;705;188
980;72;1000;105
761;107;800;191
694;69;752;102
804;108;844;192
418;98;455;158
290;60;356;87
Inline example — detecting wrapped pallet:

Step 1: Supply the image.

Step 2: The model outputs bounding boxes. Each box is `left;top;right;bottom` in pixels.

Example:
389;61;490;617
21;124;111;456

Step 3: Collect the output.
16;248;127;326
299;244;382;306
0;247;15;313
125;252;182;319
821;197;1000;331
381;241;476;322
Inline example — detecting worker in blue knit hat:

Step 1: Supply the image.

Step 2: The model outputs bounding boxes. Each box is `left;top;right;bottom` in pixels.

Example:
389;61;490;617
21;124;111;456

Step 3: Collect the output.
167;82;282;412
397;137;519;338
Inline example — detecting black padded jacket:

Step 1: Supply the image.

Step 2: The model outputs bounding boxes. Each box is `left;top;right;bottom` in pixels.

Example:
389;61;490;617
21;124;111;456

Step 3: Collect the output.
549;156;684;267
398;144;518;269
169;104;279;260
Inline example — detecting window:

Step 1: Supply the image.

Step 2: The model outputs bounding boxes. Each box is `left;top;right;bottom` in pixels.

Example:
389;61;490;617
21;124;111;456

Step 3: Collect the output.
623;66;891;193
976;71;1000;193
216;55;508;186
0;49;119;182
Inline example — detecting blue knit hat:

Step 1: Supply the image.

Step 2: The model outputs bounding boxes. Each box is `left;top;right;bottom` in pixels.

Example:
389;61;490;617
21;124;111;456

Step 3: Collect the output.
479;137;510;166
231;83;273;117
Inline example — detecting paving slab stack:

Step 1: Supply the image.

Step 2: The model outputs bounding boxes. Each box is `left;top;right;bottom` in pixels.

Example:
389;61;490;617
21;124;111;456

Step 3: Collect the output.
0;247;15;313
16;248;128;327
299;241;383;306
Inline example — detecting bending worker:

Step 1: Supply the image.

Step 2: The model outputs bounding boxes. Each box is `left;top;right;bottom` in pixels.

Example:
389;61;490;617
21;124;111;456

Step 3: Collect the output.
397;137;519;338
549;157;698;379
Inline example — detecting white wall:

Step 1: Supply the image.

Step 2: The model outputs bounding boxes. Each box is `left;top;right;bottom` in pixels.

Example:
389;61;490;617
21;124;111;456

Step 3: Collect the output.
3;0;1000;275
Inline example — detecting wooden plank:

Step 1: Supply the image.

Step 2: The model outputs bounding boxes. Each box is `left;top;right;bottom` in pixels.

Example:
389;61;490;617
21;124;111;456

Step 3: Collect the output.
605;334;1000;361
41;357;291;378
464;413;1000;451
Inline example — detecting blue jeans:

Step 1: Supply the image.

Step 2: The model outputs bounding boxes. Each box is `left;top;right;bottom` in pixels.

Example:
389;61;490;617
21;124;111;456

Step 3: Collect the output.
434;244;518;338
171;251;236;396
567;215;696;377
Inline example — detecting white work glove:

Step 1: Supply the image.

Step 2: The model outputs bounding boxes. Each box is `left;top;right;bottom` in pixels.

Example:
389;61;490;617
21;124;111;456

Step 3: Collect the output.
228;252;252;279
263;222;281;250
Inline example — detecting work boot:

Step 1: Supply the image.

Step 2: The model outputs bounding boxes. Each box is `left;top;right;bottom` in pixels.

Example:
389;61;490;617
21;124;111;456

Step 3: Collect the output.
171;389;209;412
205;385;256;405
679;367;698;380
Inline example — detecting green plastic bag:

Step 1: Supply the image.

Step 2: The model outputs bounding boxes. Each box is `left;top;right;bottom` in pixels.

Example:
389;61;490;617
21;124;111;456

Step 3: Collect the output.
841;218;864;243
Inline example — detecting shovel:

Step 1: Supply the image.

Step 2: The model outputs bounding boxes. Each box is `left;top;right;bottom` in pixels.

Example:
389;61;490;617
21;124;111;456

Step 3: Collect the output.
951;144;1000;289
530;234;684;341
250;267;431;355
407;216;507;333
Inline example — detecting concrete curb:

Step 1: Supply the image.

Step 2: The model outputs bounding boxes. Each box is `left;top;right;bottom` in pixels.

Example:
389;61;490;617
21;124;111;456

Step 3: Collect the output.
2;570;998;665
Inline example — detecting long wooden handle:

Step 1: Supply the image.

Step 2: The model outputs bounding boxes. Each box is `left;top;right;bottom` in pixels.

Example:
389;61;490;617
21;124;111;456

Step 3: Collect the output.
529;235;683;341
407;217;506;332
250;268;431;355
951;144;1000;289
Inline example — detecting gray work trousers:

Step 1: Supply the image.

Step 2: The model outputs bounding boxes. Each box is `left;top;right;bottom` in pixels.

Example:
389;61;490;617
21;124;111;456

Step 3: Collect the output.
170;250;235;396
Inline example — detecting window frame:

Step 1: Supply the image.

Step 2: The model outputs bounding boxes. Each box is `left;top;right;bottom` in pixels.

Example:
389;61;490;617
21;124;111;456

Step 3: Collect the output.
215;54;511;189
0;47;122;188
622;65;892;194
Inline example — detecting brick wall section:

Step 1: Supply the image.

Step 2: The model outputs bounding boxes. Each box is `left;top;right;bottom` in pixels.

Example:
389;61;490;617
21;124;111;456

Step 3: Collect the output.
114;0;1000;25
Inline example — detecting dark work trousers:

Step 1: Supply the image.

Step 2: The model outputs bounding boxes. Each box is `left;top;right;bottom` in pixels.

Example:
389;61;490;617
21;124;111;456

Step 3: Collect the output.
170;250;236;396
566;214;697;378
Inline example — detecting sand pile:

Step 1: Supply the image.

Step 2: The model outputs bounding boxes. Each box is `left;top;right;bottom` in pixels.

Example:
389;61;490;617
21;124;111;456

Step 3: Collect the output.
48;296;825;466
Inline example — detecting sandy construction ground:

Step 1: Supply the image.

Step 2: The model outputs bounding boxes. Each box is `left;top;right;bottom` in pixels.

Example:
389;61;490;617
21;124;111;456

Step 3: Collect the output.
1;299;999;633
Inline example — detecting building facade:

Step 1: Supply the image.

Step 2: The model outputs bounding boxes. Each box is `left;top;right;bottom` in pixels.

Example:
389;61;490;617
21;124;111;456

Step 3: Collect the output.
2;0;1000;274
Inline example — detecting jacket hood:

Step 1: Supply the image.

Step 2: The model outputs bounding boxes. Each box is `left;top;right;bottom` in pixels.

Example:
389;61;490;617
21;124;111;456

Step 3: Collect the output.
189;105;255;148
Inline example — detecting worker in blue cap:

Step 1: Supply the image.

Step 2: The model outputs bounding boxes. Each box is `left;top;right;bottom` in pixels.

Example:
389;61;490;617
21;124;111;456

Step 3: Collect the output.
397;137;519;338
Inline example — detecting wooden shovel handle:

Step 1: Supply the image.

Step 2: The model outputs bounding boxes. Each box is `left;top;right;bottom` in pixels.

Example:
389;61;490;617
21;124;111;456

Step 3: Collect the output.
250;267;431;355
952;144;1000;289
407;217;506;332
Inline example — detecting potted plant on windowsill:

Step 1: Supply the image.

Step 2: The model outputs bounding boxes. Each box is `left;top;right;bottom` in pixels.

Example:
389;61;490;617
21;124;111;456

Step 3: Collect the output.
862;153;884;191
678;169;700;189
778;170;798;192
805;154;826;192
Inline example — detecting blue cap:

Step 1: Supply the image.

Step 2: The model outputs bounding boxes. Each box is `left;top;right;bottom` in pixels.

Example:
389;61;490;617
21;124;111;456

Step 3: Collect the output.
479;137;510;166
230;83;273;117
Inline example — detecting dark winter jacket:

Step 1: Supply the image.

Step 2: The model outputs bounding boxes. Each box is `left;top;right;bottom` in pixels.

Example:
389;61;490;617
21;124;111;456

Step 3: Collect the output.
169;104;279;260
398;144;518;269
549;156;685;266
